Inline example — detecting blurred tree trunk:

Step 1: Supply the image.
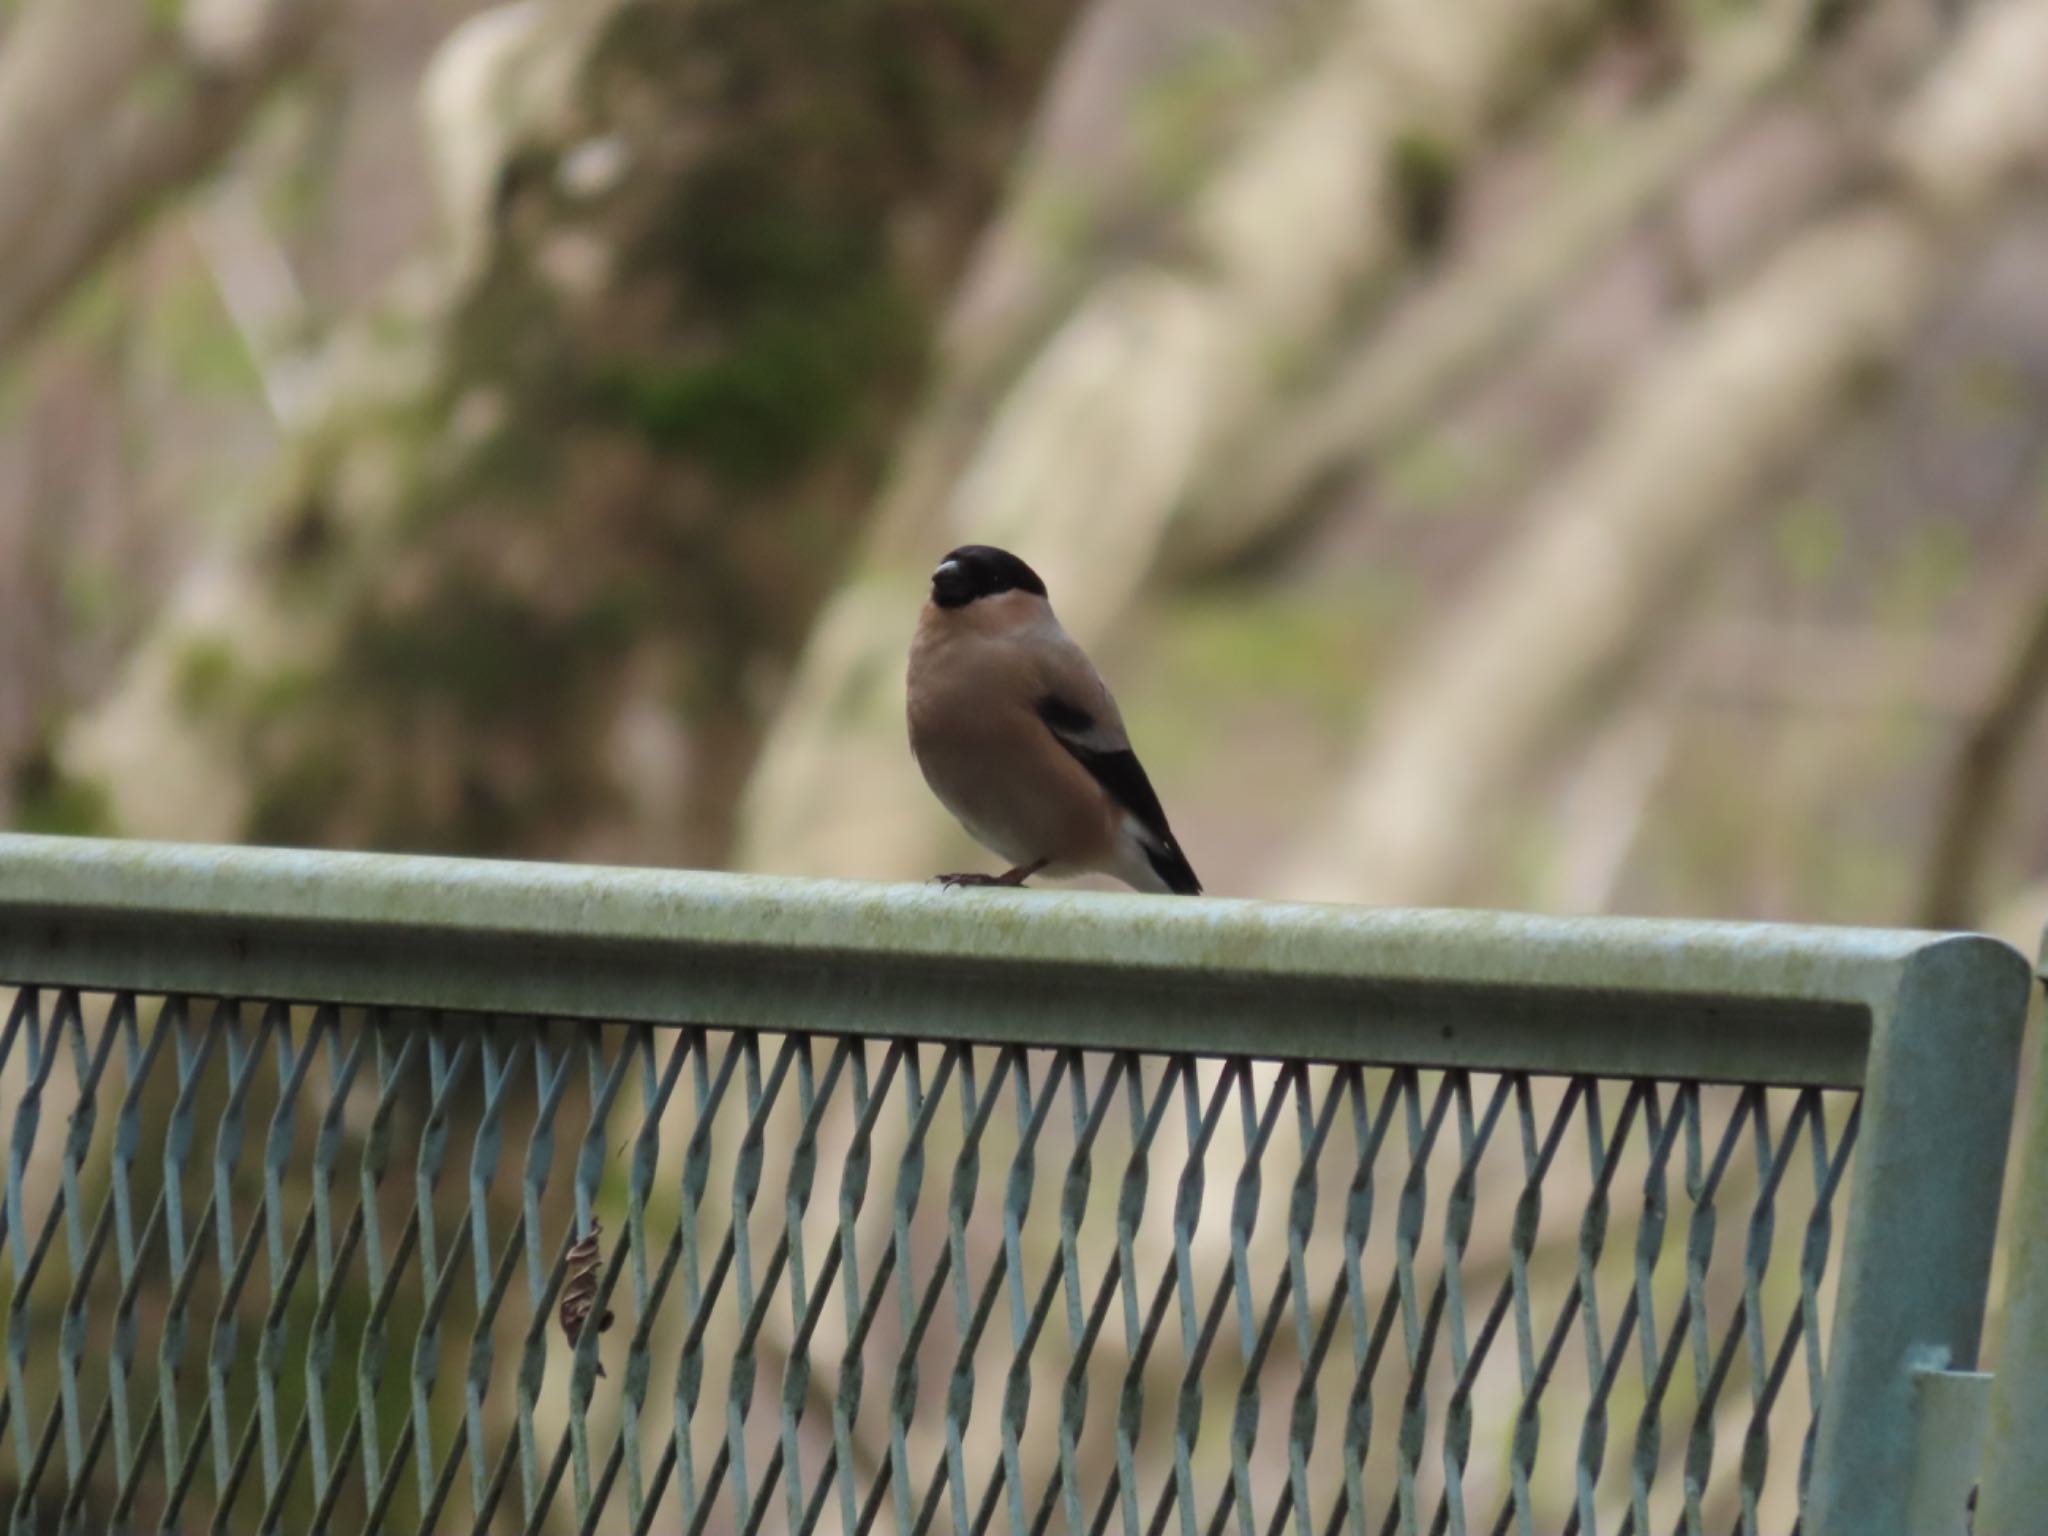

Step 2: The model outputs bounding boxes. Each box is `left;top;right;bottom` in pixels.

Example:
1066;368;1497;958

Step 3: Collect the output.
1169;0;1827;576
884;0;1327;540
62;0;1091;865
1920;527;2048;928
738;0;1625;882
0;0;335;363
1280;0;2048;906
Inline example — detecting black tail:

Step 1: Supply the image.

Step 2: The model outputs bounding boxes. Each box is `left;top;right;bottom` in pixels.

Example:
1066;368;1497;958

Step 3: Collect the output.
1145;841;1202;896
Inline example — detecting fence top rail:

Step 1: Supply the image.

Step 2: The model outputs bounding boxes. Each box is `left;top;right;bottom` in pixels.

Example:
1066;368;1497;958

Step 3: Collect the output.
0;833;2028;1088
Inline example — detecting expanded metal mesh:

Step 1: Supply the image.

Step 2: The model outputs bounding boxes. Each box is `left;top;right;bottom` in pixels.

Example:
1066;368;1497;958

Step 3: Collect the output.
1;986;1858;1535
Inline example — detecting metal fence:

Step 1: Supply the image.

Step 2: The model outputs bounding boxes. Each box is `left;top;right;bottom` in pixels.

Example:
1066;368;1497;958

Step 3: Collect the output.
0;835;2034;1536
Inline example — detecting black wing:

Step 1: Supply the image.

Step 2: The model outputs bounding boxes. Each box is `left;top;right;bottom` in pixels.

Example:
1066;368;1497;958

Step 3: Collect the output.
1037;696;1202;894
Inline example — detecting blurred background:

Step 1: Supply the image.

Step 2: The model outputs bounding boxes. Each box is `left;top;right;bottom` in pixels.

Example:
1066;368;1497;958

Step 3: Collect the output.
2;0;2047;1529
2;0;2046;937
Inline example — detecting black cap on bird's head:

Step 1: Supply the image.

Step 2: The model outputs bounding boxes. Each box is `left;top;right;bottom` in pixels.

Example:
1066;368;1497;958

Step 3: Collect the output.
930;545;1048;610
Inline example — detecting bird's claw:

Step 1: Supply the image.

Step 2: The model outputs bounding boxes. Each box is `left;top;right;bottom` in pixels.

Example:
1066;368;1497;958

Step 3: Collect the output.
934;871;1004;888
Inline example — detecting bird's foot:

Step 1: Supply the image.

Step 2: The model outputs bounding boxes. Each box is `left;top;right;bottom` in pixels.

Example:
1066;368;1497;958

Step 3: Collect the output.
935;859;1047;890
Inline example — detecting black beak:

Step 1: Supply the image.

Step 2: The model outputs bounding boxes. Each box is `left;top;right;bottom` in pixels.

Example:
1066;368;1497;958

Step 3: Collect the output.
931;561;972;608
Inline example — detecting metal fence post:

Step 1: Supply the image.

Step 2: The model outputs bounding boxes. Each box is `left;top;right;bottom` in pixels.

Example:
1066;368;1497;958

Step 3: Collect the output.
1970;932;2048;1536
1803;936;2031;1536
1903;1367;1991;1536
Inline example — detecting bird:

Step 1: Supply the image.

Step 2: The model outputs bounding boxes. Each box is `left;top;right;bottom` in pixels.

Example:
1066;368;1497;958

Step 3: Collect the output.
905;544;1202;895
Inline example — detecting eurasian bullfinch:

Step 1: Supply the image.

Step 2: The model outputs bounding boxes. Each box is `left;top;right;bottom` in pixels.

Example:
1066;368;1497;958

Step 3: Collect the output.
906;545;1202;895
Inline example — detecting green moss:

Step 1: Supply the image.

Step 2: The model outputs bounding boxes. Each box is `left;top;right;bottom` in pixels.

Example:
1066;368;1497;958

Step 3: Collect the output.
54;267;129;351
582;583;662;651
134;54;191;115
257;94;337;238
602;154;918;480
1390;131;1460;256
147;268;259;397
594;292;907;484
10;753;112;836
582;20;942;480
926;0;1013;59
656;148;876;301
1805;0;1858;42
0;364;28;430
1159;588;1384;728
1016;177;1092;262
1382;429;1524;519
1772;498;1844;592
244;745;354;847
1955;357;2028;421
61;557;124;634
173;638;241;715
437;413;564;512
351;582;635;725
1134;39;1256;198
243;661;322;726
1877;522;1973;624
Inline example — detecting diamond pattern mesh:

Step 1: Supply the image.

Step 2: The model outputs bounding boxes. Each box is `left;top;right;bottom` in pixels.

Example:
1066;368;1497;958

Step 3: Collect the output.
0;987;1858;1534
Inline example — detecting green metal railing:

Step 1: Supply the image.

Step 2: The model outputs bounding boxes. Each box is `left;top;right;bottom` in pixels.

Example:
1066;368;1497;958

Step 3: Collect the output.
0;834;2033;1535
